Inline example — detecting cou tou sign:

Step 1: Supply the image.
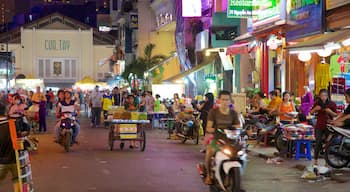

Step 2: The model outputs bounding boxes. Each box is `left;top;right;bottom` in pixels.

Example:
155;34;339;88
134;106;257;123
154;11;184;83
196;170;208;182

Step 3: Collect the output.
44;40;70;51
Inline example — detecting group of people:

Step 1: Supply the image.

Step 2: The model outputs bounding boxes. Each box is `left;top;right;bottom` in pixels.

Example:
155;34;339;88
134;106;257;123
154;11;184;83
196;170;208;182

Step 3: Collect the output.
247;86;350;172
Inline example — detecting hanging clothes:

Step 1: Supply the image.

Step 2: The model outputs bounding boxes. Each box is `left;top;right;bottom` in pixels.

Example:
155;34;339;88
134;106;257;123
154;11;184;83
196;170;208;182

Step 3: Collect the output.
330;54;341;76
315;63;331;94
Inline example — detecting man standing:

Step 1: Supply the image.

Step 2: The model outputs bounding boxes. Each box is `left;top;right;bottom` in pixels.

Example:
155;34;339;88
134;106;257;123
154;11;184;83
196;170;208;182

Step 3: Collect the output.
112;87;121;106
89;85;103;128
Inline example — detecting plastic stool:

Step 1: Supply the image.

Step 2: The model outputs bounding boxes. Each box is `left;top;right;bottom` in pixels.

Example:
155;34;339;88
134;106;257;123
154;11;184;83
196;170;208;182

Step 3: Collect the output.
295;139;312;160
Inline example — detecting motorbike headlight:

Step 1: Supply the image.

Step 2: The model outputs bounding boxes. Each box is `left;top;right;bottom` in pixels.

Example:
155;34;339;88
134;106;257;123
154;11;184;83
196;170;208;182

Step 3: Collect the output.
237;150;244;156
223;148;232;156
62;123;66;126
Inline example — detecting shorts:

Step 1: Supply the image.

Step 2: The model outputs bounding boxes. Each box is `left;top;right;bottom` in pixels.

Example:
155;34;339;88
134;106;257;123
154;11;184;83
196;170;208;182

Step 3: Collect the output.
0;163;18;183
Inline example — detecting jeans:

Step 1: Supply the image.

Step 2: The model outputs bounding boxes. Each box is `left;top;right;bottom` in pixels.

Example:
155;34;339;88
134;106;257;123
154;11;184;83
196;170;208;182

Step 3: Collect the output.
91;107;102;126
55;120;80;142
314;128;329;160
0;164;18;183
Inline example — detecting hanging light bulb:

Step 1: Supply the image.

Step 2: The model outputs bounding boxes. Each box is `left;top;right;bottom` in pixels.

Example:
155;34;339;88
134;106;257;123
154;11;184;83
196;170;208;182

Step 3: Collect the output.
298;52;312;62
317;49;332;57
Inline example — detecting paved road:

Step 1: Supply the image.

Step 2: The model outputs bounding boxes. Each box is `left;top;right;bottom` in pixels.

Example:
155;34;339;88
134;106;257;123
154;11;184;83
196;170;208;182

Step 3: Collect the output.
2;114;350;192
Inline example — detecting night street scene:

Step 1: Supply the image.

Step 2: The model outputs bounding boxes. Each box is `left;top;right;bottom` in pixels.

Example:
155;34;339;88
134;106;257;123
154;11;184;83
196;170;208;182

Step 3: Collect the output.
1;0;350;192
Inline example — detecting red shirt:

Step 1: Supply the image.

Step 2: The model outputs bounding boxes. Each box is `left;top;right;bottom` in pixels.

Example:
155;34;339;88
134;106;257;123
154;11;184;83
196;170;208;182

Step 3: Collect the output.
313;100;337;130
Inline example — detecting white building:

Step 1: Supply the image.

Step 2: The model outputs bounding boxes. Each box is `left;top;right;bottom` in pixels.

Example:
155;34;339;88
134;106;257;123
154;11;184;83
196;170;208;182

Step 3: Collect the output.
0;12;116;88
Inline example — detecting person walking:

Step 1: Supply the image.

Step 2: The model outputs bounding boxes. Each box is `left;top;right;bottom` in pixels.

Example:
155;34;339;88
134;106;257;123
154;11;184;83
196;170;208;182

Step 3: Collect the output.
89;85;103;128
32;86;47;133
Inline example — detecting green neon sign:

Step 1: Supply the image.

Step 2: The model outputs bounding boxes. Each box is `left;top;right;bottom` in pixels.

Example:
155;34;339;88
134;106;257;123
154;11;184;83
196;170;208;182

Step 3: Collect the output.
252;0;279;21
227;0;253;18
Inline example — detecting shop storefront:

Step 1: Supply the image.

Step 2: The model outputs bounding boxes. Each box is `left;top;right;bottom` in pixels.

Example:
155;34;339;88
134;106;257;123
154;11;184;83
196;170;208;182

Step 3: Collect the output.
0;12;115;89
234;0;290;94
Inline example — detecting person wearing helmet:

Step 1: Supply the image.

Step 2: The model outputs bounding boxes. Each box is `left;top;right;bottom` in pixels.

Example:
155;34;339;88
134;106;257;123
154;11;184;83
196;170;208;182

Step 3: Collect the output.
55;90;80;143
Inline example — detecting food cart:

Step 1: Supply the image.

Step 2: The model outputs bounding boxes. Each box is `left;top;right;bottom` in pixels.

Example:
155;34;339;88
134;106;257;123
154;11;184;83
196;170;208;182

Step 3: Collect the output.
105;107;149;152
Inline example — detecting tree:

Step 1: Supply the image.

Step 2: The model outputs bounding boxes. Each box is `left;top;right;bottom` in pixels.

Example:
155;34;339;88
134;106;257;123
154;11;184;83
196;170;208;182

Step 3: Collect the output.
121;43;166;90
139;43;166;70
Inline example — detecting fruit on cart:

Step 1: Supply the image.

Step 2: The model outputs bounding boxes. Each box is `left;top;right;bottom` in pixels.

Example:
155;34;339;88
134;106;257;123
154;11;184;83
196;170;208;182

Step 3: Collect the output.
121;111;131;120
131;112;139;120
113;112;123;119
138;112;147;120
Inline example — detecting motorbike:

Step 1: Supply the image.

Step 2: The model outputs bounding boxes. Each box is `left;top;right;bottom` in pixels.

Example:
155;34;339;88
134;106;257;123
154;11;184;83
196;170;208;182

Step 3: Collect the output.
325;124;350;168
243;113;273;140
176;111;201;144
58;112;77;152
9;113;39;151
198;128;247;192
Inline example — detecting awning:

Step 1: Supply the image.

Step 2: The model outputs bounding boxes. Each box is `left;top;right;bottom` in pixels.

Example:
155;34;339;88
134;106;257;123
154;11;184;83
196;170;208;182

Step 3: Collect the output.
234;33;254;42
286;30;350;52
226;42;249;55
163;55;216;82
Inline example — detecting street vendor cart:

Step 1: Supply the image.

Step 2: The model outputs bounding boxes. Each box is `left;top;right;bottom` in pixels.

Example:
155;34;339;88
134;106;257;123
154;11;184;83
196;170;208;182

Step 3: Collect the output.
106;119;149;152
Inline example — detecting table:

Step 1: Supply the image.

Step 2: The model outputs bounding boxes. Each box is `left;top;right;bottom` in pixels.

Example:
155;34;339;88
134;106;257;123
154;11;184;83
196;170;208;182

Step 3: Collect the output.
149;112;169;129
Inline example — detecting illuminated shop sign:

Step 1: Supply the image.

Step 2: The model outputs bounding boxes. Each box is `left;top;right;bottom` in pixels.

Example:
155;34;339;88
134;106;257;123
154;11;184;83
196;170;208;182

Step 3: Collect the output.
227;0;253;18
286;0;323;40
182;0;202;17
252;0;279;21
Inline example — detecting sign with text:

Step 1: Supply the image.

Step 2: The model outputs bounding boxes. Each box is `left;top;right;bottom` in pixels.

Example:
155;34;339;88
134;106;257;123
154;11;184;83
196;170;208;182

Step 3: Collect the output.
227;0;253;18
286;0;323;41
44;40;70;51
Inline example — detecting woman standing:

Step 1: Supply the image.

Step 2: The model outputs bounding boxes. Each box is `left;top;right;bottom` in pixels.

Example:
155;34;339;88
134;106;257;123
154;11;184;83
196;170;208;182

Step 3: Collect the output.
277;91;296;124
310;89;337;169
173;93;180;112
197;93;214;134
300;86;314;117
31;86;47;133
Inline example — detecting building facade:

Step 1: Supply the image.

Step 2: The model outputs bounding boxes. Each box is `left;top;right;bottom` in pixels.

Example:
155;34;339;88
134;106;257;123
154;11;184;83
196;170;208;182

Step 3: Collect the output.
0;12;115;89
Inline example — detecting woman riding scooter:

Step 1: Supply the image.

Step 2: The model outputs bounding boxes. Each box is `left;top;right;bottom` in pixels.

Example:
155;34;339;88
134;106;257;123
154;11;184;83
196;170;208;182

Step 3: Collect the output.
8;95;30;134
55;90;80;144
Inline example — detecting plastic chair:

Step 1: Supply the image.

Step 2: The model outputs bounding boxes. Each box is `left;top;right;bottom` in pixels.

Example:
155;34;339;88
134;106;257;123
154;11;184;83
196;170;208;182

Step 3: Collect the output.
295;139;312;160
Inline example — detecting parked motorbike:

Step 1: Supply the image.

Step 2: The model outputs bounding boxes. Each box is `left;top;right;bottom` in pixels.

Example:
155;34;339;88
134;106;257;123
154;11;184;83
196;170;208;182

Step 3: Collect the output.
9;113;39;151
243;113;273;140
197;128;247;192
176;111;201;144
325;124;350;168
58;112;77;152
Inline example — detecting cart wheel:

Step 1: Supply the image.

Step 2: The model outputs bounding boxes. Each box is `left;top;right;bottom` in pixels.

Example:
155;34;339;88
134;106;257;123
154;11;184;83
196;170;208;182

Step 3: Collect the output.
181;137;187;144
119;142;125;150
108;131;114;151
140;131;146;152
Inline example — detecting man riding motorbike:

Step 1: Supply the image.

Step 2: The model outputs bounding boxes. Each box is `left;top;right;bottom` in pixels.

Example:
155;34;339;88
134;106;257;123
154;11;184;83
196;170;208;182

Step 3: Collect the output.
204;90;241;185
55;90;80;143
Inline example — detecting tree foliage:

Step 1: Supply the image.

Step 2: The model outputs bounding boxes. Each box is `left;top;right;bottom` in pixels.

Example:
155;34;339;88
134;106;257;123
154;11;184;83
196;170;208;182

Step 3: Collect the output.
121;43;166;89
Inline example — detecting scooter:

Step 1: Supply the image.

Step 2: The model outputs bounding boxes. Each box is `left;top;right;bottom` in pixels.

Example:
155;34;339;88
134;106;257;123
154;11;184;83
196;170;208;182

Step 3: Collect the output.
198;129;247;192
325;124;350;168
176;111;201;144
58;112;77;152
